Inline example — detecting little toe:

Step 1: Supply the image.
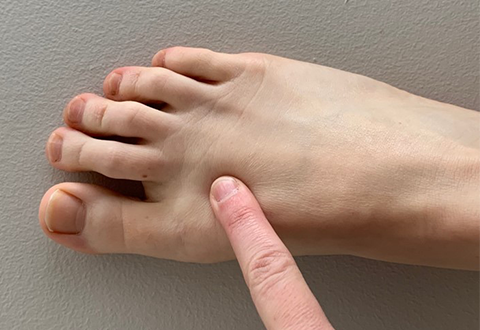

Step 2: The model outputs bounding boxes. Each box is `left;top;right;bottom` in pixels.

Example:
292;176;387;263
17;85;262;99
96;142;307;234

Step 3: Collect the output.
103;66;211;107
63;93;178;140
46;127;166;181
152;46;241;82
39;183;179;257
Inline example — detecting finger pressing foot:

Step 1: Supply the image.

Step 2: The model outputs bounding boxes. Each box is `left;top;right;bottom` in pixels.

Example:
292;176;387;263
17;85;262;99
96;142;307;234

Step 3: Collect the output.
209;177;331;329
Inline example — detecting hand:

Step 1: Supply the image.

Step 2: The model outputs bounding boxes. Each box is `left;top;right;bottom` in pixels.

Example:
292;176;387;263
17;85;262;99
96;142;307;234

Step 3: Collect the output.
210;176;335;330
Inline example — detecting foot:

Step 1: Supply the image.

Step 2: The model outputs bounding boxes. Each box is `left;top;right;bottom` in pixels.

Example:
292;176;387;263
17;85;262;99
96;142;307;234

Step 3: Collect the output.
40;47;480;264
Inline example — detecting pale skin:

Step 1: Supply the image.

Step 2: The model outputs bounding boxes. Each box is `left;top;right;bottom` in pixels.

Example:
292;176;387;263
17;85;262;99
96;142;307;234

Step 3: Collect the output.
38;46;479;328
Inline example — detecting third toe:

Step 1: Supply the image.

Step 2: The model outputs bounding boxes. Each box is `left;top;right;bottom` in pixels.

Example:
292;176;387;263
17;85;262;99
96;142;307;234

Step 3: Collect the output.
103;66;212;107
63;93;178;140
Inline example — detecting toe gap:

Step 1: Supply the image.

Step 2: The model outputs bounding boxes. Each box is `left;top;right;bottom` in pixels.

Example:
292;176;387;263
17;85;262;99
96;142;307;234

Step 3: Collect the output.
95;136;143;145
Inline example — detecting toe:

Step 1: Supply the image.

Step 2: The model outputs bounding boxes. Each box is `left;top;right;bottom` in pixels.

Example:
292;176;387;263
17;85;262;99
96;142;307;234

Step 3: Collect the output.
103;66;211;107
63;93;178;140
39;183;179;256
152;46;242;82
46;127;166;181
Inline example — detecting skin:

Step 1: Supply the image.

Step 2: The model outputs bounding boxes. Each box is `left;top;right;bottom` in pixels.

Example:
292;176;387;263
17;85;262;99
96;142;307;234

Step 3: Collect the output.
39;46;479;270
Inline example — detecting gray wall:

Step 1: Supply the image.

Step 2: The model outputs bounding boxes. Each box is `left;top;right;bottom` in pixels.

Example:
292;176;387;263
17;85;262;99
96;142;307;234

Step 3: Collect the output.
1;0;478;329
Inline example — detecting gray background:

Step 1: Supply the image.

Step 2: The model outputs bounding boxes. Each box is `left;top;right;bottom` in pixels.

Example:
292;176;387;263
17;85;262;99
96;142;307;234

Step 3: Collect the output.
0;0;478;329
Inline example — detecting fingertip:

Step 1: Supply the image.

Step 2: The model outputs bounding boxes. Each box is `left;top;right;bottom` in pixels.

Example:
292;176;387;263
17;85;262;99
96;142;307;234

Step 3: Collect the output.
208;177;331;329
209;176;262;235
210;176;240;204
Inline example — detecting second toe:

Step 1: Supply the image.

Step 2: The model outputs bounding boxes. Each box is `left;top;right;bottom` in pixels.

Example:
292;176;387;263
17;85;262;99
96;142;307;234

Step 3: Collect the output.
46;127;167;181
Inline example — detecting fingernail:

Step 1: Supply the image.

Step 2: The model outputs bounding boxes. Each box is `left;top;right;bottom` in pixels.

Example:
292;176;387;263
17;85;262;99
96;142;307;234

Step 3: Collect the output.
109;73;122;96
212;177;239;203
67;97;85;124
48;133;63;163
45;190;86;235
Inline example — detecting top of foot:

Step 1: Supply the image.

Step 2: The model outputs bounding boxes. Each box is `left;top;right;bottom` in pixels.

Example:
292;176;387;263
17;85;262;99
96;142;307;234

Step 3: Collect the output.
40;46;480;265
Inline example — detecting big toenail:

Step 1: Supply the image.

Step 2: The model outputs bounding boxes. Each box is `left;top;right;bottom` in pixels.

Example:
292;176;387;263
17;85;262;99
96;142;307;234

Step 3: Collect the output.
109;73;122;96
48;133;63;163
45;190;86;235
67;97;85;124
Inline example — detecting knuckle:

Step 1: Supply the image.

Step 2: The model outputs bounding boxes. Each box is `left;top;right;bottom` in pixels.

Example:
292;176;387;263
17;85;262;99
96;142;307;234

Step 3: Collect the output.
103;146;122;175
124;102;143;125
238;52;268;76
93;102;108;128
129;71;141;95
197;48;214;62
147;151;164;171
246;249;295;296
76;139;88;168
151;69;171;91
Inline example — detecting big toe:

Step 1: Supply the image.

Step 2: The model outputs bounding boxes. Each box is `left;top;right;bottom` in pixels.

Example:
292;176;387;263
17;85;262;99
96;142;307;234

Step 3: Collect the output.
39;183;177;257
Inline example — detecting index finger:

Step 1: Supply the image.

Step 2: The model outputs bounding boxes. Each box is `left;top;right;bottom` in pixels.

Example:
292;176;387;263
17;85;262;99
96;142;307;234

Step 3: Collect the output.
210;177;334;330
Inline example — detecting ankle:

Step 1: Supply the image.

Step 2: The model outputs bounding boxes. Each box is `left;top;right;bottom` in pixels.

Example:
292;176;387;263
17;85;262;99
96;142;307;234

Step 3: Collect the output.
345;141;480;269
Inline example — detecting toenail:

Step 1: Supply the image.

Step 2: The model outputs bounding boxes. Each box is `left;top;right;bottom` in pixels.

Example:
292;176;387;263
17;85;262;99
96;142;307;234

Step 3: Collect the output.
212;177;239;203
67;97;85;124
48;133;63;163
154;50;167;67
108;73;122;96
45;190;86;235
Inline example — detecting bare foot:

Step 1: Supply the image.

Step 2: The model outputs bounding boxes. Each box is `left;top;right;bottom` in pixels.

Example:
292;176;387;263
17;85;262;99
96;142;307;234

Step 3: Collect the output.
39;47;480;265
